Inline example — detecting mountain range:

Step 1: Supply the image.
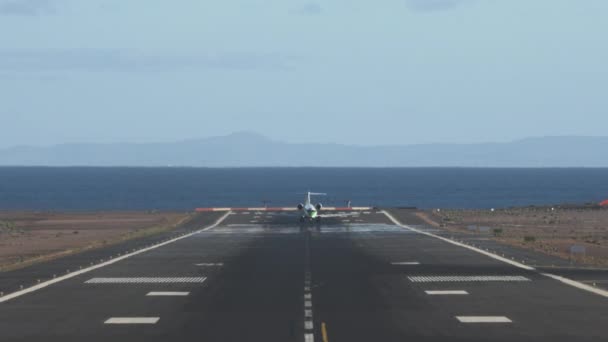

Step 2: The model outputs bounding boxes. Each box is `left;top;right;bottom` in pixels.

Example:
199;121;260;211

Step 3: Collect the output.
1;132;607;167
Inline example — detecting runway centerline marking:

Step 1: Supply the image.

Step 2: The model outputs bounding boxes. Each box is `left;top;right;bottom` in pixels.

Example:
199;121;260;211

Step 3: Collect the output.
147;292;190;296
391;261;420;265
456;316;512;323
0;212;230;304
425;290;469;295
382;210;608;299
104;317;159;324
303;234;314;341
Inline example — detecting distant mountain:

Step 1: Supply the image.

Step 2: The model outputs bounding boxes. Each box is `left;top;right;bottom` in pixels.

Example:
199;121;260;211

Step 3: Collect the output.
1;133;607;167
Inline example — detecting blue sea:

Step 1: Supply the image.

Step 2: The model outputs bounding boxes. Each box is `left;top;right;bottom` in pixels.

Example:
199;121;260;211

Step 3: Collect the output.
0;167;607;211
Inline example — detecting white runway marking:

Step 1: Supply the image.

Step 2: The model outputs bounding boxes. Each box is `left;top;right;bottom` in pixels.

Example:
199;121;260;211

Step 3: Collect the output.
391;261;420;265
86;277;207;284
305;320;314;330
105;317;159;324
456;316;512;323
305;309;313;318
541;273;608;299
382;210;608;299
305;333;315;342
425;290;469;295
408;275;530;283
382;211;535;270
195;263;224;267
0;212;230;304
147;292;190;296
305;300;312;308
304;293;312;300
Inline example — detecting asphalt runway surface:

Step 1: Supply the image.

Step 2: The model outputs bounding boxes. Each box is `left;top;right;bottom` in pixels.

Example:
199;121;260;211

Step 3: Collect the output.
0;209;607;341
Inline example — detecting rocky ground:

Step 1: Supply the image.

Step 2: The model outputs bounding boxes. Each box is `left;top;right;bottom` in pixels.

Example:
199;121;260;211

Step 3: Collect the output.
0;211;191;271
420;206;608;266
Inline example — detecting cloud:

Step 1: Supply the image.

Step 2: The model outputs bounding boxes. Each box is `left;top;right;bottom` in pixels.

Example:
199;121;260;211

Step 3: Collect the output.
0;49;297;73
0;0;54;16
405;0;470;12
293;2;322;16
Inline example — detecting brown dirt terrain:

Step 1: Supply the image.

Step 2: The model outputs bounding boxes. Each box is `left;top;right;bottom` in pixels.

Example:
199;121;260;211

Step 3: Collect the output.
0;211;191;271
421;207;608;266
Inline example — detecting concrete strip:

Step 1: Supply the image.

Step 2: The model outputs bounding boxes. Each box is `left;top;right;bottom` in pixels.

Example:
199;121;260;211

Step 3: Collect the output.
0;211;230;304
104;317;160;324
456;316;512;323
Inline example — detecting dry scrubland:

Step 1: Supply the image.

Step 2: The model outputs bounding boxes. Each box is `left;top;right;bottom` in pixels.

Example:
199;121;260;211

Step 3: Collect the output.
421;207;608;266
0;211;191;271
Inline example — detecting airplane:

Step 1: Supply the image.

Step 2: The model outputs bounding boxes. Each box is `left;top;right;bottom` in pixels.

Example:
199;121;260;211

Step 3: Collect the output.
297;191;325;222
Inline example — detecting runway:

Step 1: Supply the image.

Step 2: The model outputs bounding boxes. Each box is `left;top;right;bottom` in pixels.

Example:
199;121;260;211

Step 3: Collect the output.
0;209;606;341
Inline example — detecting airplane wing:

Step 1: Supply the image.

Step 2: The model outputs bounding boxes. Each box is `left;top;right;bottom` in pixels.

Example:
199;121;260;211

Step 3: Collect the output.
195;207;372;212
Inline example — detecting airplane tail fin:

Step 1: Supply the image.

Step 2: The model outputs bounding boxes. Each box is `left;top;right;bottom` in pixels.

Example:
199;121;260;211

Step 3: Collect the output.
305;191;327;204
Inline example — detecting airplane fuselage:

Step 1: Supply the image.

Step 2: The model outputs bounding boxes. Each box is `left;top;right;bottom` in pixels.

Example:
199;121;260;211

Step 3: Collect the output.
299;192;323;221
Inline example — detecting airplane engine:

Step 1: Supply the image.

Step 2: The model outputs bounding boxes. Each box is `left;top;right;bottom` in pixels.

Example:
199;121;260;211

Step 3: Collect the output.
316;203;323;211
297;203;304;210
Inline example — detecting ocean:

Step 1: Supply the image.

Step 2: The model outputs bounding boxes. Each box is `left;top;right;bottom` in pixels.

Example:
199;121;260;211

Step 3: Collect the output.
0;167;607;211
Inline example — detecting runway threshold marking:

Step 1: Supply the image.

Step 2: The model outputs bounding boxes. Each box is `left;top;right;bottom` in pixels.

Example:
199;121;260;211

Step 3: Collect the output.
0;212;230;304
86;277;206;284
104;317;160;324
147;292;190;296
425;290;469;295
382;211;608;299
408;275;530;283
456;316;512;323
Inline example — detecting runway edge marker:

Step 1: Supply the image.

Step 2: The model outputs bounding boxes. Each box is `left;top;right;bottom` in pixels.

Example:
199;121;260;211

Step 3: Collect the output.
0;211;231;304
381;210;608;299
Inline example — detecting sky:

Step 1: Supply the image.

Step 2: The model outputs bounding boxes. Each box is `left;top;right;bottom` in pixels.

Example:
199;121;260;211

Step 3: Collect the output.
0;0;607;147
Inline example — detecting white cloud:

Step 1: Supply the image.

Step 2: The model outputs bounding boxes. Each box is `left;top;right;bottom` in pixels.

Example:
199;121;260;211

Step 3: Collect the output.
293;2;322;16
0;0;54;16
405;0;470;12
0;49;297;72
